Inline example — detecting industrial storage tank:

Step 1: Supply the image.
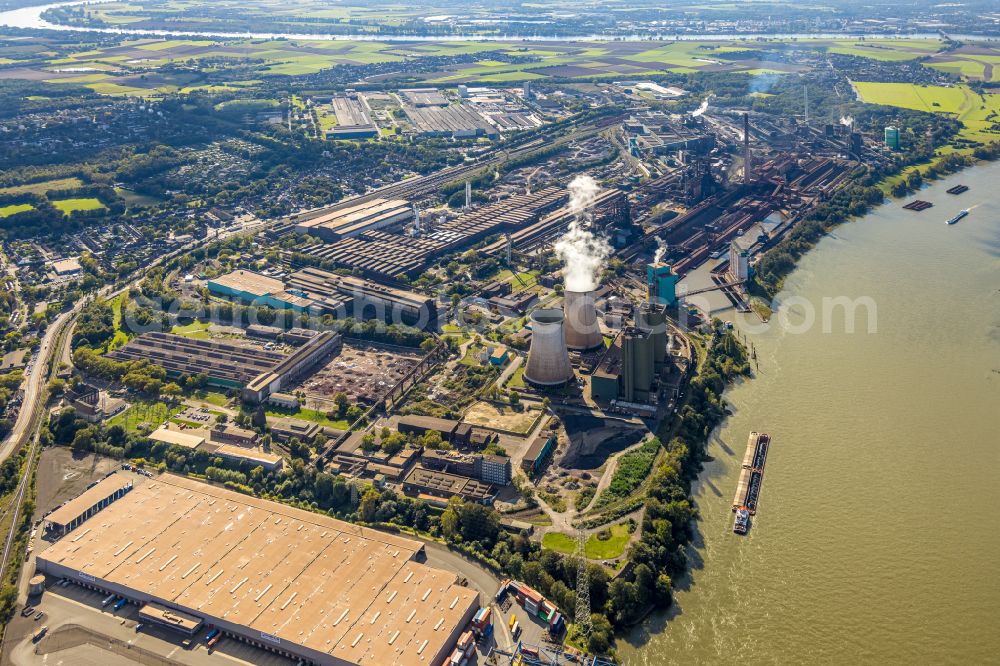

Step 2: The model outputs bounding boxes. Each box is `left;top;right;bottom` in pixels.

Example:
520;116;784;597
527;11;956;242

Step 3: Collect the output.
28;574;45;596
562;290;604;351
524;309;575;387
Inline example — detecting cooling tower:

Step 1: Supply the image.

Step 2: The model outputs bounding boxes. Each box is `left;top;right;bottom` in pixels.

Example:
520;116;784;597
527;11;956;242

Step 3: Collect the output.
524;309;575;387
563;289;604;351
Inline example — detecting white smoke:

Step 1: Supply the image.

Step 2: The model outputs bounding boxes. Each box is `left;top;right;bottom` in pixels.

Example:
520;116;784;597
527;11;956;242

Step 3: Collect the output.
840;115;854;127
691;98;709;117
555;175;611;293
653;238;668;264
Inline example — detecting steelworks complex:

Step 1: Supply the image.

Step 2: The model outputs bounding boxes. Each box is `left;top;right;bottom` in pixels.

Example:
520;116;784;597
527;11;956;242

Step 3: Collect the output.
109;329;342;404
207;267;438;328
296;187;567;281
36;474;480;666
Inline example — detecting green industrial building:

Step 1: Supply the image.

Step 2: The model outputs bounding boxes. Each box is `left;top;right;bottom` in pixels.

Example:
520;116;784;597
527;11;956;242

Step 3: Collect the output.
884;125;901;151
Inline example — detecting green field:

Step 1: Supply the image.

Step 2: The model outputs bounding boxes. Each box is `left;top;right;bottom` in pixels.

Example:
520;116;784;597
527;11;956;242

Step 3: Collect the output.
170;320;212;339
853;81;967;113
115;187;163;207
108;293;129;350
108;399;183;433
51;197;106;214
0;177;84;195
0;203;34;218
265;407;349;430
0;34;847;96
193;390;231;407
542;522;634;560
854;82;1000;144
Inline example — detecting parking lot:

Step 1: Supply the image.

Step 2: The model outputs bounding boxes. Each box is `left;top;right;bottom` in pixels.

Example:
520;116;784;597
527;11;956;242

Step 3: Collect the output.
5;580;296;666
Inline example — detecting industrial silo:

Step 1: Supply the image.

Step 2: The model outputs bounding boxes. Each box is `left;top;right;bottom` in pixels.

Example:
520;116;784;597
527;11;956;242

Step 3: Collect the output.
524;309;575;387
28;574;45;597
562;290;604;351
636;302;667;369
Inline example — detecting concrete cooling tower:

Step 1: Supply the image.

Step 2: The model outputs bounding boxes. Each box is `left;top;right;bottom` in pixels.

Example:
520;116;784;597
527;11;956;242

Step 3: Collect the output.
563;289;604;351
524;309;575;387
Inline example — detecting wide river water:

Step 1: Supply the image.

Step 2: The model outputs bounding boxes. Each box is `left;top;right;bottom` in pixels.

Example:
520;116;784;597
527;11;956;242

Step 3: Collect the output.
621;162;1000;664
0;0;989;42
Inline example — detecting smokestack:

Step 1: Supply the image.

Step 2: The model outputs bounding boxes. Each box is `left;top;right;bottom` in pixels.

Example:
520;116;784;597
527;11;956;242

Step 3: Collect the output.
524;309;574;387
563;290;603;351
743;112;751;187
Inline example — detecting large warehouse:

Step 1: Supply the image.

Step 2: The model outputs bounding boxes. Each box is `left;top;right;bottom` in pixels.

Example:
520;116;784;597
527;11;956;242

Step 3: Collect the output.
37;474;480;666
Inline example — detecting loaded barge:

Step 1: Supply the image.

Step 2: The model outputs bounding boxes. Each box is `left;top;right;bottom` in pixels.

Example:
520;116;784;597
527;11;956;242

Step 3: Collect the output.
732;432;771;535
902;200;933;211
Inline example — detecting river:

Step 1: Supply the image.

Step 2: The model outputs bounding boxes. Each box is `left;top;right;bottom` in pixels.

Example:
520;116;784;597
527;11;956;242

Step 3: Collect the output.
621;162;1000;664
0;0;991;42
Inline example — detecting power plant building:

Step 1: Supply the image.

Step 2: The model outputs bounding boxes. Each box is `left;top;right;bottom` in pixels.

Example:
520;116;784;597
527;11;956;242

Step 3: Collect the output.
562;290;604;351
647;262;678;306
729;239;751;283
35;474;479;666
523;309;575;387
591;310;668;406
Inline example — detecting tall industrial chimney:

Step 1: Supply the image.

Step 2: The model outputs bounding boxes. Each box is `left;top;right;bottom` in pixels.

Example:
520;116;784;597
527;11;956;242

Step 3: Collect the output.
743;112;751;187
563;290;603;351
524;309;575;387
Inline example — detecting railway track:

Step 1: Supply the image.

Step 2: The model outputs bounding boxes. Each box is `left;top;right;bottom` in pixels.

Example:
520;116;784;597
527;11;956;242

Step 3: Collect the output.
284;117;617;225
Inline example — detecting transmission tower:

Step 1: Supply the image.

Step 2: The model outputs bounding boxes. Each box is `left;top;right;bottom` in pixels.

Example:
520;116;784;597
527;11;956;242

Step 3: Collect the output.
574;529;592;636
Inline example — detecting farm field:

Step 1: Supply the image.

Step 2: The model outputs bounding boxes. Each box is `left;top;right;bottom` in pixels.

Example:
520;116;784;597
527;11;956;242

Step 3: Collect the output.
0;35;951;96
923;45;1000;82
853;81;968;113
853;81;1000;144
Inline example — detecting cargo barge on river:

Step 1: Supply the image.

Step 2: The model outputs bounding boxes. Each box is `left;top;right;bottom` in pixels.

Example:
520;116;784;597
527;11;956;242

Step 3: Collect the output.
732;431;771;535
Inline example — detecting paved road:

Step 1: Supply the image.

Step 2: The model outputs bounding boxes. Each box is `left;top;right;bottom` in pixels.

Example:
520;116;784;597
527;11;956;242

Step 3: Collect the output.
0;308;76;463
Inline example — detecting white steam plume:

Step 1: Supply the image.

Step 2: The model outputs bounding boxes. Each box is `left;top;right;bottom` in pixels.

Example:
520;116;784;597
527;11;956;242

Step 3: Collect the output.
691;98;709;117
840;115;854;127
653;238;668;264
555;175;610;293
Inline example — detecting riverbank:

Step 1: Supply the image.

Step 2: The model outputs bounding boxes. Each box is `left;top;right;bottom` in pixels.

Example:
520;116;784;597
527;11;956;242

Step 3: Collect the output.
619;159;1000;664
755;146;1000;299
